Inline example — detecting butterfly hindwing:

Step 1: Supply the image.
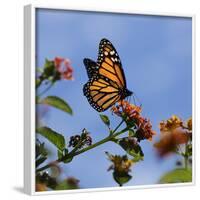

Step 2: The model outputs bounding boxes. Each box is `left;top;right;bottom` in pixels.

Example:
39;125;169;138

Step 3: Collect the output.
83;58;98;79
83;75;120;112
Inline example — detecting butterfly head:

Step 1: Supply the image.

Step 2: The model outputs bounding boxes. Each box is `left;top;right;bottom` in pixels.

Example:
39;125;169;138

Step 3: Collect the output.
121;88;133;99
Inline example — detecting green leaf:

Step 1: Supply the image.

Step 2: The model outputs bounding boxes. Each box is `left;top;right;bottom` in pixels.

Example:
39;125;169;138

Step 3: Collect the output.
118;137;144;162
37;127;65;151
36;142;48;159
57;149;72;163
63;156;73;163
36;95;40;104
99;114;110;127
43;59;55;77
186;144;192;157
57;150;63;160
39;96;73;115
36;156;47;168
55;179;79;190
113;171;132;186
124;118;136;129
159;168;192;184
36;67;44;74
128;129;135;137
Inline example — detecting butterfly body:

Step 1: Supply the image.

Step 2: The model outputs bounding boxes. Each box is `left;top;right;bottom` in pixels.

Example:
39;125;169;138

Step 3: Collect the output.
83;38;132;112
119;88;133;100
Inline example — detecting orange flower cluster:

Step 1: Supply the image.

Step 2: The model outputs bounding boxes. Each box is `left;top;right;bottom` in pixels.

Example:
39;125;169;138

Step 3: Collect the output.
159;115;183;132
135;118;156;141
154;115;191;157
187;117;192;131
54;57;74;80
111;100;141;119
111;100;156;141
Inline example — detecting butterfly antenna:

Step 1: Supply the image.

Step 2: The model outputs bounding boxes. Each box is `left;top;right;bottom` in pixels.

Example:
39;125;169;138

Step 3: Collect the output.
128;96;132;104
131;94;136;105
133;92;142;107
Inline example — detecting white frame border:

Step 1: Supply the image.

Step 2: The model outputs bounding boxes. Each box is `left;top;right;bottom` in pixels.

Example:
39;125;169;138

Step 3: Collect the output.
24;4;196;195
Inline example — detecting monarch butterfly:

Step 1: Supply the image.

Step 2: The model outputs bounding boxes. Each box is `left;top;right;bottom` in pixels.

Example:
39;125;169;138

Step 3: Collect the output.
83;38;133;112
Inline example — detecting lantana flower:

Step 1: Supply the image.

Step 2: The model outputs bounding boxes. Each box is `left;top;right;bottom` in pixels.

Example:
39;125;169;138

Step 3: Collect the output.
106;152;133;186
111;100;156;141
154;115;190;157
106;152;133;174
54;57;74;80
159;115;183;132
186;117;192;131
68;129;92;148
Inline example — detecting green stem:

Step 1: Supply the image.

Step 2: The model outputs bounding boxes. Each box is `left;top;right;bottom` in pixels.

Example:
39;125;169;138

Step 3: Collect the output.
184;155;188;169
72;127;128;157
36;77;43;89
36;162;54;173
37;82;54;97
184;143;188;169
36;124;128;173
112;120;124;134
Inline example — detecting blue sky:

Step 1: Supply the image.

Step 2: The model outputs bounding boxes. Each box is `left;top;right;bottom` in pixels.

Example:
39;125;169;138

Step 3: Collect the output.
36;9;192;189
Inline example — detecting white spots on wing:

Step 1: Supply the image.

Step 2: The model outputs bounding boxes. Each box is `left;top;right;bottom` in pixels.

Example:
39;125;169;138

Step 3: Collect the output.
110;50;115;55
104;51;108;56
98;58;103;63
111;57;115;62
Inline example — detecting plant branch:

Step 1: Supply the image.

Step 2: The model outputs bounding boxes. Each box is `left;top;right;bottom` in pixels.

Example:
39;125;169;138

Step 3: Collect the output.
36;123;128;173
112;119;124;134
37;82;54;97
71;126;128;158
184;143;188;169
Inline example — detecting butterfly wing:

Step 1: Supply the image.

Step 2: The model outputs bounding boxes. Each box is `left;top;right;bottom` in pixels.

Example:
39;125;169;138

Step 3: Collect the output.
97;38;127;88
83;58;98;79
83;38;130;112
83;75;121;112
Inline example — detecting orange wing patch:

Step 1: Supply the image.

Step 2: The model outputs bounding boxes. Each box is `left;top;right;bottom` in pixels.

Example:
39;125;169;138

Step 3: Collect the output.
100;86;118;93
99;68;121;86
97;93;118;106
105;57;113;66
83;75;120;112
102;62;115;74
102;95;120;110
114;64;125;86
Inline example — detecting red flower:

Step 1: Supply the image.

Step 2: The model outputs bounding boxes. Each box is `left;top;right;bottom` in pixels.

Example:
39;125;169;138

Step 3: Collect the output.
54;57;74;80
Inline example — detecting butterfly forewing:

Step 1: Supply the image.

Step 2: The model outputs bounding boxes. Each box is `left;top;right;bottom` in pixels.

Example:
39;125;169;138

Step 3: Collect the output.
97;38;126;88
